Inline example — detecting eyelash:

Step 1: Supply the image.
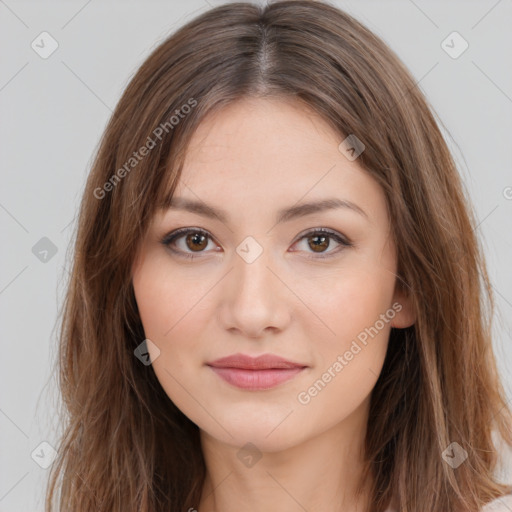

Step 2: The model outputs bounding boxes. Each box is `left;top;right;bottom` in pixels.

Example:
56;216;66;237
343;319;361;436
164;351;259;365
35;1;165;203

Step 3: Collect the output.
160;227;353;261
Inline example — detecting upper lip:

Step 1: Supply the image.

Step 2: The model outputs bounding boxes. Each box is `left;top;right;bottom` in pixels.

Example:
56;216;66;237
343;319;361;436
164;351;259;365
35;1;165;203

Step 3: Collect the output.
207;353;307;370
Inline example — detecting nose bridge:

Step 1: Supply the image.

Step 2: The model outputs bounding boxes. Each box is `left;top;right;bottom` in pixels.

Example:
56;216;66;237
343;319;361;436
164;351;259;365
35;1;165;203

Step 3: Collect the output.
220;237;290;336
233;239;276;303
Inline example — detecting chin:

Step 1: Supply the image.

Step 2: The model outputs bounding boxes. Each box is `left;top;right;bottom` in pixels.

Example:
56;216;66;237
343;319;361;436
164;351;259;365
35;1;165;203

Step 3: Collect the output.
200;415;308;454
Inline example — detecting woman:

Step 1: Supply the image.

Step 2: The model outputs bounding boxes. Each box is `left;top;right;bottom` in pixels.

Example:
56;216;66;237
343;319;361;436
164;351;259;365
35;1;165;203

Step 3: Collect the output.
45;1;512;511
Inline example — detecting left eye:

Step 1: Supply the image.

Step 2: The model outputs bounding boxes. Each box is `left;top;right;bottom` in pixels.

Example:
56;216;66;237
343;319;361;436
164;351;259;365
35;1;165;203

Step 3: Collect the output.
161;227;352;259
292;228;352;257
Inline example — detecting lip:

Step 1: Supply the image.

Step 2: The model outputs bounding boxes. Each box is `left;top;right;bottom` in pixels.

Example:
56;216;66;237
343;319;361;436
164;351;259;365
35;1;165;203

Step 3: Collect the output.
206;353;308;390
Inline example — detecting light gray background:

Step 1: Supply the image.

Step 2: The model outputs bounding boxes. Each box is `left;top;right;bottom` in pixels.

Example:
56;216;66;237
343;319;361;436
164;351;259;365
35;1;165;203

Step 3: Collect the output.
1;1;511;510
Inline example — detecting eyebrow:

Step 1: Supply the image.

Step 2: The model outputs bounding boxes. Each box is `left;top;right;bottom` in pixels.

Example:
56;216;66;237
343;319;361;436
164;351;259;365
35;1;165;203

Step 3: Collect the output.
160;196;369;225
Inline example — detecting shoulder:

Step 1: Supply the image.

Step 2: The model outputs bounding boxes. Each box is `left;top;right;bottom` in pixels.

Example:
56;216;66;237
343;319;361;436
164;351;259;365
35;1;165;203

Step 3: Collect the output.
481;495;512;511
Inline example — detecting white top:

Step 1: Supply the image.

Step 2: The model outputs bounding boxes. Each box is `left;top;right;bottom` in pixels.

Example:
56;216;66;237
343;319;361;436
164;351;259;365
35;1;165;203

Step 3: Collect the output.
384;494;512;511
481;495;512;511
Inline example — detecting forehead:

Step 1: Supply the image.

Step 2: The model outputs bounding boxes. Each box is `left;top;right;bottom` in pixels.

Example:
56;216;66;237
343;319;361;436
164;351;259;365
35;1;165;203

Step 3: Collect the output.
183;97;342;177
167;97;386;225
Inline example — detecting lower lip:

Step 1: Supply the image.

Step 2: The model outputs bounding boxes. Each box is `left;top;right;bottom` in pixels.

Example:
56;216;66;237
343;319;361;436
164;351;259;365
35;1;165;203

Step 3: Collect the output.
208;366;305;390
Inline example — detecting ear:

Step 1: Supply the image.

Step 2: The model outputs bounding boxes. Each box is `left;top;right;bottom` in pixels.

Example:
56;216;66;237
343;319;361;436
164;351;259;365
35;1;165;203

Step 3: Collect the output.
390;280;416;328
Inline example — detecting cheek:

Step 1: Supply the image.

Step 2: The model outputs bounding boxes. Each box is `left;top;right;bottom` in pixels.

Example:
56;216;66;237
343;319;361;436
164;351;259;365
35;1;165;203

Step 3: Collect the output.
133;252;211;344
294;302;391;434
294;259;396;347
292;263;395;403
132;256;217;430
132;253;214;390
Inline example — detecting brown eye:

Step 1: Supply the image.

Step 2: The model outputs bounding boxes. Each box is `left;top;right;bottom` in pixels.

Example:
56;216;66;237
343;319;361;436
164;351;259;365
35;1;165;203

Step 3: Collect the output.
185;232;208;252
161;228;217;259
307;234;330;253
292;228;352;259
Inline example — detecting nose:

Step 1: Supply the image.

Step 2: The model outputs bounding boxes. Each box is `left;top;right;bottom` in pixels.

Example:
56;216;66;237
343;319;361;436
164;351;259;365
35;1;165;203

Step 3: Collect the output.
217;244;292;339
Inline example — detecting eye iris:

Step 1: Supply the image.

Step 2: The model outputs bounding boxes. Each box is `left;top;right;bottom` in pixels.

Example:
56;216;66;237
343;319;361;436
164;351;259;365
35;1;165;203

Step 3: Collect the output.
308;234;329;252
186;232;208;251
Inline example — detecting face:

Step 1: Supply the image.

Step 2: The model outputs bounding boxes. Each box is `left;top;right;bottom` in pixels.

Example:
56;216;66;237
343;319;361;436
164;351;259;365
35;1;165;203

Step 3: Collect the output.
131;97;415;453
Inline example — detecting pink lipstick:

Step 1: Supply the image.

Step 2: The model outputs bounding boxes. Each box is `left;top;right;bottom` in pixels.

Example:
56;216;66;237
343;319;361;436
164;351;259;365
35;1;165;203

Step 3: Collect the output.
207;353;307;390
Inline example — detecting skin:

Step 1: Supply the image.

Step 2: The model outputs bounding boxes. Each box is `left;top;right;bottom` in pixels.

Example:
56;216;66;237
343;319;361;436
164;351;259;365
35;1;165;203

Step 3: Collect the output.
131;97;415;512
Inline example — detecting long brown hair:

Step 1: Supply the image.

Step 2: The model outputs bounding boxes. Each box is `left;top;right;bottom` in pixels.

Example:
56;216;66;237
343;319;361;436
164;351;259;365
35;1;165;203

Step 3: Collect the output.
45;1;512;511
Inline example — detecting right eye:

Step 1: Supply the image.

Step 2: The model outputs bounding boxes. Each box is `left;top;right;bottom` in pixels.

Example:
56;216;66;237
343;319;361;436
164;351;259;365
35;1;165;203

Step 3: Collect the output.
161;227;220;259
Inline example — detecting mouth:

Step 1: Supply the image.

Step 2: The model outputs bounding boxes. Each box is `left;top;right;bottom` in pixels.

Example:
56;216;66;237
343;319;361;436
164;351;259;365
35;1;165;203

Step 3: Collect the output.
206;353;308;390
